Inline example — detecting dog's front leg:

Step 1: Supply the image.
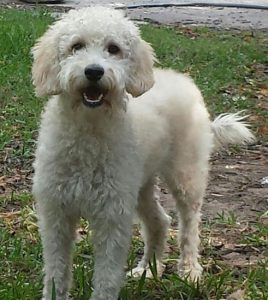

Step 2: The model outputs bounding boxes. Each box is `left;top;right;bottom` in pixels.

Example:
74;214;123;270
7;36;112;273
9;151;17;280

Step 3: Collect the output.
38;206;78;300
89;199;134;300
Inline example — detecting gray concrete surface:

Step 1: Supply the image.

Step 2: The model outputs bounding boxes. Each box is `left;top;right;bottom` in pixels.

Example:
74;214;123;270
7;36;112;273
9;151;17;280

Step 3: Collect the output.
11;0;268;29
127;6;268;29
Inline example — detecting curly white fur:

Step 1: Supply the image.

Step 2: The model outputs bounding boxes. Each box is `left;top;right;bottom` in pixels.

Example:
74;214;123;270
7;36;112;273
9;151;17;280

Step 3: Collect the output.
32;7;255;300
212;112;255;148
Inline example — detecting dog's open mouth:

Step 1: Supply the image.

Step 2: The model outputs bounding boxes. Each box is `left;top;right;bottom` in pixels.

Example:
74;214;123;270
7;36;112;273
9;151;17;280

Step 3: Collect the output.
82;86;105;108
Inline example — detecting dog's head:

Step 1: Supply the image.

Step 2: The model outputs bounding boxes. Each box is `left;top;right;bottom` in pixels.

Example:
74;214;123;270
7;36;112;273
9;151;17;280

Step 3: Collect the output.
32;7;155;109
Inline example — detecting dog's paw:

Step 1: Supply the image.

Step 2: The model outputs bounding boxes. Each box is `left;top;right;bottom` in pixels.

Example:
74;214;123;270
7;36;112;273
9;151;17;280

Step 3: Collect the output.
127;266;152;278
178;259;203;282
127;261;164;279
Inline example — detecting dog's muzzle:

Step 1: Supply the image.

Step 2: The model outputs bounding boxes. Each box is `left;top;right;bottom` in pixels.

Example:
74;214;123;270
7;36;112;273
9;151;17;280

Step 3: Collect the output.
83;64;106;108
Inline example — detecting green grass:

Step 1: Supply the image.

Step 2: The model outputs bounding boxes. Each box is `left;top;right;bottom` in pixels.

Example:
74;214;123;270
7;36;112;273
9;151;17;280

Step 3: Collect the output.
142;26;268;117
0;9;51;151
0;8;267;300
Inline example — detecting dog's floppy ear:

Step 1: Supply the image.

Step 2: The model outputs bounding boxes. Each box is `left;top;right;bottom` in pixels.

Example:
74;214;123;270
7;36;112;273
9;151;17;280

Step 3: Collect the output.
126;39;155;97
32;29;61;97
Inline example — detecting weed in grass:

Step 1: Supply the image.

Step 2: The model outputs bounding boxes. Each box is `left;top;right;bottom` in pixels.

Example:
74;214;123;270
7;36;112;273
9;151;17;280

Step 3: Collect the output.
215;211;238;226
243;221;268;247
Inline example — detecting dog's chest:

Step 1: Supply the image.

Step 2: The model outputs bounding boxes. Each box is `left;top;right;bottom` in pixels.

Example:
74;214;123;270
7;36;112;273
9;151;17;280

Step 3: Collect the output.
34;122;139;210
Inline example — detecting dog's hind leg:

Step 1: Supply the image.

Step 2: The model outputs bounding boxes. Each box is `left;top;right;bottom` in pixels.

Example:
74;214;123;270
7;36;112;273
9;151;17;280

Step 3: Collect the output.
38;207;78;300
130;179;170;278
165;165;208;281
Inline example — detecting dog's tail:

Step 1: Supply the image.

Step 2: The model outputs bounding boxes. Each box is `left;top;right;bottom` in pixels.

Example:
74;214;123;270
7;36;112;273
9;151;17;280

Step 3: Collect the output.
211;112;256;149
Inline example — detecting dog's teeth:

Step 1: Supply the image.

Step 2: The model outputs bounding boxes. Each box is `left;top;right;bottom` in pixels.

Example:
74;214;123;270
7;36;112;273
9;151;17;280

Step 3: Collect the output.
83;93;103;103
83;93;88;101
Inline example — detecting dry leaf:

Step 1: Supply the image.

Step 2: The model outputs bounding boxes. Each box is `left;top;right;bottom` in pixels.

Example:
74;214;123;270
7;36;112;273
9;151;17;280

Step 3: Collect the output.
258;125;268;135
259;87;268;96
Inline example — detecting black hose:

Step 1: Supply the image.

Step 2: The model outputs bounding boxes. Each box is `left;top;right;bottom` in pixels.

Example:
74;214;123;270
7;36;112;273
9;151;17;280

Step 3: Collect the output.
126;2;268;10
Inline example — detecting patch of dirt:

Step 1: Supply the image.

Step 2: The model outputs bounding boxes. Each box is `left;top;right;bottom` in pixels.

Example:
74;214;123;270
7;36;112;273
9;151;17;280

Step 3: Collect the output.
206;146;267;222
158;144;268;223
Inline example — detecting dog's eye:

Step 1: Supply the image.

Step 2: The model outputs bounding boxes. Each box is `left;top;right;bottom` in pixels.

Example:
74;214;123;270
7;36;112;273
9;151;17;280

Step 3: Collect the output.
71;42;85;52
107;43;120;55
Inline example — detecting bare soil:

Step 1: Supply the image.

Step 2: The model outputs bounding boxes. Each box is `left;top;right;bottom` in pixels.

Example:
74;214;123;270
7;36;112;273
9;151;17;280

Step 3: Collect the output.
206;145;267;222
158;144;268;223
157;144;268;271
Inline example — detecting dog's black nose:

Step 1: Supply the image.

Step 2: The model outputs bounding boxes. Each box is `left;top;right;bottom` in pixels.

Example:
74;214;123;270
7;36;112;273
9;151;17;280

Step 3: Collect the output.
84;64;104;81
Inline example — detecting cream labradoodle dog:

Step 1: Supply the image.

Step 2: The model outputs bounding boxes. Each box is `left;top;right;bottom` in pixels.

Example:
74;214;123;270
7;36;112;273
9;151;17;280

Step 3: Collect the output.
32;7;255;300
